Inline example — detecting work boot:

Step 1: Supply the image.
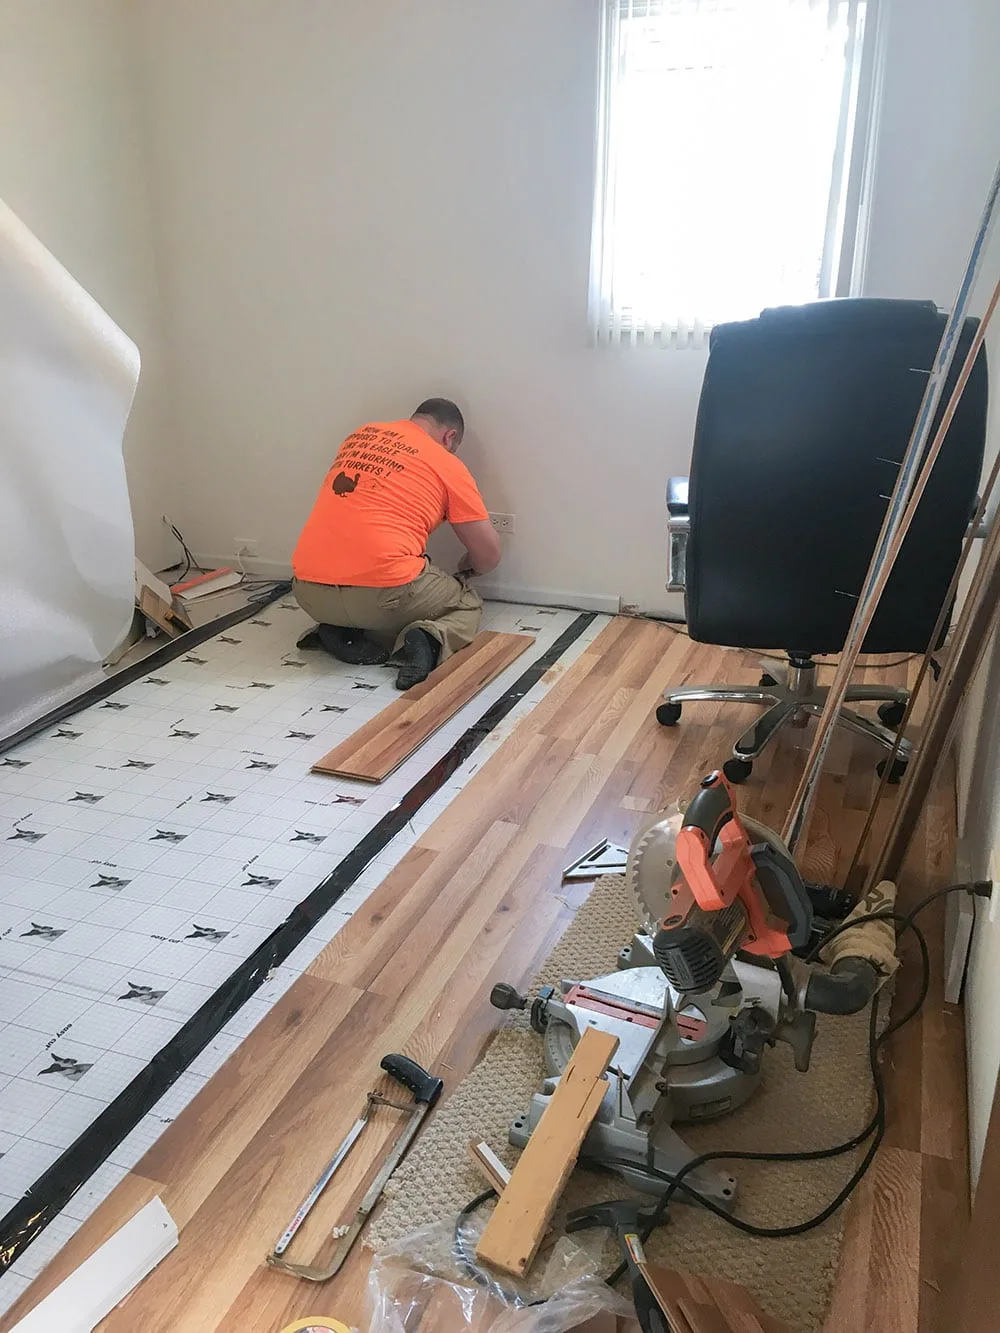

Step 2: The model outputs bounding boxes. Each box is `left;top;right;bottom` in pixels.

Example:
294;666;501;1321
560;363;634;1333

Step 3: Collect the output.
316;624;390;666
395;628;440;690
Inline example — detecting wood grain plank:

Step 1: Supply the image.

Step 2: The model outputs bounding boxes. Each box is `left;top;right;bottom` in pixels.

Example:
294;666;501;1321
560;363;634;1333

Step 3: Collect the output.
311;631;534;781
475;1025;618;1276
821;1162;876;1332
864;1146;922;1333
949;1070;1000;1330
917;1151;967;1333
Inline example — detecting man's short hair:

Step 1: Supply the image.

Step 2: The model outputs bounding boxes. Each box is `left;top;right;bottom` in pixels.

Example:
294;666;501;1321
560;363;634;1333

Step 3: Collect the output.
413;398;465;440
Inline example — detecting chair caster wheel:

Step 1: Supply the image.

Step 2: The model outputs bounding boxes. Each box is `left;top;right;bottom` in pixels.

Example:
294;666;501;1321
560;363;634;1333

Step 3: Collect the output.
759;673;777;687
723;757;753;784
877;756;907;785
657;702;682;727
877;701;907;728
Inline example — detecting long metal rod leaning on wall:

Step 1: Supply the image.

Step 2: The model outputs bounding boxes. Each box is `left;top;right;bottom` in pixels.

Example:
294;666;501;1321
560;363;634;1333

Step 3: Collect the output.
872;507;1000;883
781;154;1000;860
845;273;1000;886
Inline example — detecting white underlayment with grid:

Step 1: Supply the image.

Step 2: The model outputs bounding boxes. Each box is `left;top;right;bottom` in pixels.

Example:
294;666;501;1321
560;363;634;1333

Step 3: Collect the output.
0;597;610;1311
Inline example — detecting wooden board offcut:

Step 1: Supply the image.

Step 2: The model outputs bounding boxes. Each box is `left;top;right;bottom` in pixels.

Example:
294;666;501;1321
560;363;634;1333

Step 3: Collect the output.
311;631;535;782
475;1025;619;1277
640;1263;794;1333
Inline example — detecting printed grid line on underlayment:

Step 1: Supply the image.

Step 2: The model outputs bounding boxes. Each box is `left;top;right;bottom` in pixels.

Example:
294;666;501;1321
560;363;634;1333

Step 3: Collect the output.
0;598;608;1309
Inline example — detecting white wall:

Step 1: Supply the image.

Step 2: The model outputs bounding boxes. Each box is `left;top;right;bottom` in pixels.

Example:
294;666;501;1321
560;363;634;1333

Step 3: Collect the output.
864;0;1000;309
958;302;1000;1189
0;0;174;569
130;0;1000;611
129;0;709;611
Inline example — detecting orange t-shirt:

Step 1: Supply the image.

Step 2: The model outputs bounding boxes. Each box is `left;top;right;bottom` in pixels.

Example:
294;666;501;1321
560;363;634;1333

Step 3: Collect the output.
292;420;489;587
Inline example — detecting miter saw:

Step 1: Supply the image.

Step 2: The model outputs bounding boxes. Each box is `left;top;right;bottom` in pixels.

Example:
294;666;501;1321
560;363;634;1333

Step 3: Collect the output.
491;771;895;1208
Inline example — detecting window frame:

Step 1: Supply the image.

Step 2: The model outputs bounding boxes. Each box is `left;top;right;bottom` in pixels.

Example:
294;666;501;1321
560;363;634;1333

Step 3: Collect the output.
588;0;887;348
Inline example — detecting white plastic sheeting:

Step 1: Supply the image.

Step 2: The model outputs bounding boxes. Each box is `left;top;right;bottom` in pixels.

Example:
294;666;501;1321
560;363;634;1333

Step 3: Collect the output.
0;198;139;744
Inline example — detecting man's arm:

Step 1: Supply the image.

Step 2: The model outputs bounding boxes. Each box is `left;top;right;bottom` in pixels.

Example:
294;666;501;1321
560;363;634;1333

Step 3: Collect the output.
452;518;502;576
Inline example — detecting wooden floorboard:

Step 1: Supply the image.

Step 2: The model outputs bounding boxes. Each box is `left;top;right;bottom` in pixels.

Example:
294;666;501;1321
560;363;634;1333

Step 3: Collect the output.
311;630;534;781
1;620;968;1333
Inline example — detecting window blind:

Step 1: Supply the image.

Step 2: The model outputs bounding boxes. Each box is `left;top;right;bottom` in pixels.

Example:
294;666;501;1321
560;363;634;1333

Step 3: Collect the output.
589;0;875;348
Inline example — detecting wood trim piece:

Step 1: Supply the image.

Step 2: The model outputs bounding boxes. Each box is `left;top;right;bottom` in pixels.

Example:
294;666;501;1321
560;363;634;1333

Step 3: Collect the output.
474;1025;618;1277
311;632;535;782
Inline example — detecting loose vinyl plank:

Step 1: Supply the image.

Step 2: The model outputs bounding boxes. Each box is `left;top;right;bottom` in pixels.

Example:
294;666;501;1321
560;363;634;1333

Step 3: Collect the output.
311;631;534;781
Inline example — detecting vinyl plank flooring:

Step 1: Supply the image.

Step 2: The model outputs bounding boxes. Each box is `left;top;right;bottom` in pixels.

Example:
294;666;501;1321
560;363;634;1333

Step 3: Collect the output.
311;631;535;781
1;619;968;1333
863;1146;923;1333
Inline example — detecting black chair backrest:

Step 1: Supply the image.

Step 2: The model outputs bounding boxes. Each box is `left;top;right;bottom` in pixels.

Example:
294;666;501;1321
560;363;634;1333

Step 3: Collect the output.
685;299;988;654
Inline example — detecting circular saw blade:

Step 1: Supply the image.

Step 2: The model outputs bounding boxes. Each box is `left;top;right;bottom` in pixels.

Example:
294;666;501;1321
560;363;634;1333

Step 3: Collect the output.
626;805;792;928
626;805;685;928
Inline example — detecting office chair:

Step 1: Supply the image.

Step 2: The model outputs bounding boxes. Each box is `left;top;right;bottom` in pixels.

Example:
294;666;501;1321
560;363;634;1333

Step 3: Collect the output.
659;299;988;785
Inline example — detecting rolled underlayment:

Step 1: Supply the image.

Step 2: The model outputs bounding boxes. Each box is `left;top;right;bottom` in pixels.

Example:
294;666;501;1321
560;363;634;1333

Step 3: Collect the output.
368;876;885;1332
0;197;139;744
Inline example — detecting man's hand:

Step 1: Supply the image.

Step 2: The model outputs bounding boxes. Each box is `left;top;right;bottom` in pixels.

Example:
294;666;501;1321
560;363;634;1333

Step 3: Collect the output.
452;518;502;577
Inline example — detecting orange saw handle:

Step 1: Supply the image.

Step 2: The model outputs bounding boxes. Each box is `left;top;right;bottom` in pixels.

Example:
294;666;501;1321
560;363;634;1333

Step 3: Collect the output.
675;772;751;912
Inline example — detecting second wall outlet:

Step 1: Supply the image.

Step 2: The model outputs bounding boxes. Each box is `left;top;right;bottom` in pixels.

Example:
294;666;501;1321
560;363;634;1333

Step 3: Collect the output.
489;512;516;535
235;537;259;558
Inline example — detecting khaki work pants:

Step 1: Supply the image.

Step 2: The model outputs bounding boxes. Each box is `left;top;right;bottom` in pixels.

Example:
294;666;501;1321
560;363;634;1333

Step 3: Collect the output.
292;562;483;661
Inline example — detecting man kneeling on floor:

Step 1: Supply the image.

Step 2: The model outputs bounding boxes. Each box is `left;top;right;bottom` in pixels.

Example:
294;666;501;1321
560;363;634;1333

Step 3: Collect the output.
291;399;501;689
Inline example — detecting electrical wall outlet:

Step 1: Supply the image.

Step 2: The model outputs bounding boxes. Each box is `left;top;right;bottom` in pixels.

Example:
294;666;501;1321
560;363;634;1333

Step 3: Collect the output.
235;537;259;558
989;849;1000;925
489;512;516;535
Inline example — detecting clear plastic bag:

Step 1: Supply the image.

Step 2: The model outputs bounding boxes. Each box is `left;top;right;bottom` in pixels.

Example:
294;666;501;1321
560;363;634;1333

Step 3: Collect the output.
366;1213;637;1331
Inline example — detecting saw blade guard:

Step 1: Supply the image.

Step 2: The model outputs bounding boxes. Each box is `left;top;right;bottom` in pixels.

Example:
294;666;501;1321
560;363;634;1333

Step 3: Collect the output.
626;802;793;930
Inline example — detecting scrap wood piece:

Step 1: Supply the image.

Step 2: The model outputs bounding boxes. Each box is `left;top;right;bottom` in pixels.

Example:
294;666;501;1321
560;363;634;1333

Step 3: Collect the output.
468;1136;512;1193
311;632;535;782
475;1025;619;1278
138;585;191;638
639;1262;793;1333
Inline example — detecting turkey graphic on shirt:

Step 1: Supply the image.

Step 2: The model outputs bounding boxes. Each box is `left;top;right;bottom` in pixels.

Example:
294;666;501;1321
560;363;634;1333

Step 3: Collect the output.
332;471;360;495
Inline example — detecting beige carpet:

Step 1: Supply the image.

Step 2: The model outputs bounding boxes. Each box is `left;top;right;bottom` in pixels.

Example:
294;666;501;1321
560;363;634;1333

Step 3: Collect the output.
369;876;879;1332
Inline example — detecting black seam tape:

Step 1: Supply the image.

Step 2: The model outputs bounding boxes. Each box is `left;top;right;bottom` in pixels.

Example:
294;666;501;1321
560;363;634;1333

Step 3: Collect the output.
0;582;292;756
0;611;596;1274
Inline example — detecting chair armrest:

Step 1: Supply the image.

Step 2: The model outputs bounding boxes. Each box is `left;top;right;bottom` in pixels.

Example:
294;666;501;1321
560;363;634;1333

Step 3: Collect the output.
666;477;689;592
667;476;689;516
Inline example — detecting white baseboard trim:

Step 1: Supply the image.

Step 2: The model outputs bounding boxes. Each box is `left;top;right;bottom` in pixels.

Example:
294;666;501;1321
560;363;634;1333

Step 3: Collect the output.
196;554;293;582
474;581;620;615
195;556;620;616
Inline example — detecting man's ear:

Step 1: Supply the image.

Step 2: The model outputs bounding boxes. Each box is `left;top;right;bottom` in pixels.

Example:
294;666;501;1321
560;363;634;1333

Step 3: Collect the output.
443;427;458;452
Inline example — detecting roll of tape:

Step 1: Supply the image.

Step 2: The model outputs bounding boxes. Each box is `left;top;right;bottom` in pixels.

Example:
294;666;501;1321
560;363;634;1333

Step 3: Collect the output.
279;1319;351;1333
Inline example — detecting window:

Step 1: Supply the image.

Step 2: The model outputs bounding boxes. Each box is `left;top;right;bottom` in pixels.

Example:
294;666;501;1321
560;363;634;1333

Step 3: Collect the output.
589;0;881;347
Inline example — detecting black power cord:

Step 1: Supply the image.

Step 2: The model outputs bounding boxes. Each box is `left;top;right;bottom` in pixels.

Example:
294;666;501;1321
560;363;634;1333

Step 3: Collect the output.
165;520;203;583
597;881;989;1285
